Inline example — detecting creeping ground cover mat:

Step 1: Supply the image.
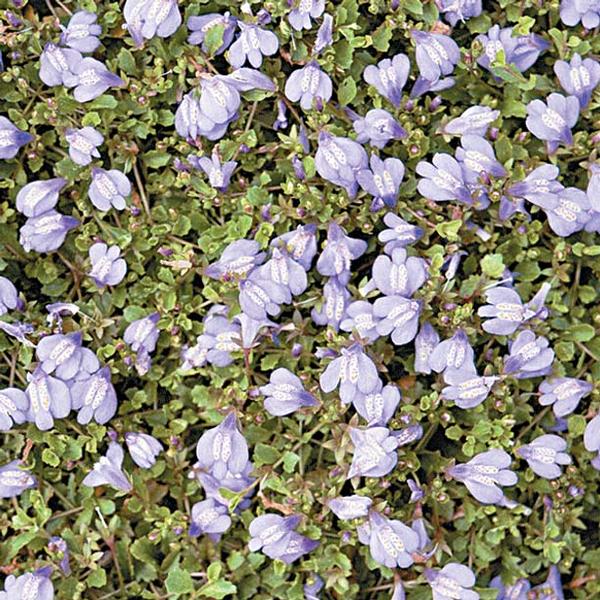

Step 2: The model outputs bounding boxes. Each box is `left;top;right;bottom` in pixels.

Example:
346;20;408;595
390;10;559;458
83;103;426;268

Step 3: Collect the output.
1;0;600;598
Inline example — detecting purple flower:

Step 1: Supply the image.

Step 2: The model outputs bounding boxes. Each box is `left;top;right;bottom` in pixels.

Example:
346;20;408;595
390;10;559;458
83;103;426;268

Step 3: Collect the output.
0;567;54;599
456;135;506;183
560;0;600;28
285;61;332;110
0;460;36;498
188;150;237;192
327;495;372;520
436;0;482;25
0;276;19;315
316;223;367;285
413;30;460;81
320;343;380;404
257;247;308;296
490;576;531;600
192;310;241;368
19;210;79;253
48;536;71;575
248;514;319;563
227;22;279;68
25;367;71;430
352;383;400;426
378;213;423;254
189;498;232;541
271;224;317;271
526;93;579;152
0;386;28;431
36;331;98;380
239;269;291;320
416;153;472;204
441;105;500;137
225;68;276;93
123;0;182;46
311;277;351;330
529;187;591;236
187;12;237;55
259;368;317;416
82;441;132;492
358;155;405;209
414;322;440;374
0;116;33;159
65;126;103;166
195;412;249;479
425;563;478;600
288;0;325;30
393;424;424;447
72;57;124;102
71;366;118;425
125;432;163;468
365;511;419;568
447;449;517;505
507;164;563;204
39;42;81;87
363;54;410;107
193;459;255;509
313;13;333;55
372;248;427;297
374;295;421;345
538;377;592;417
16;177;66;217
60;10;102;53
429;329;475;373
503;330;554;379
584;414;600;470
340;300;380;342
554;53;600;108
124;313;160;355
353;109;407;149
46;302;79;330
315;132;368;198
478;282;551;335
348;426;398;478
530;566;564;600
175;92;206;141
304;574;324;600
517;434;571;479
89;167;131;211
204;239;265;280
88;243;127;287
408;478;424;502
442;368;499;409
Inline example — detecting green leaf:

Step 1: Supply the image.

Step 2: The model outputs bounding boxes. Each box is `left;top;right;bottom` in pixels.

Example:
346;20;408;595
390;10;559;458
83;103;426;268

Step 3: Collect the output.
565;324;595;342
338;76;357;106
87;568;107;588
254;443;280;465
481;254;505;278
41;448;60;467
199;580;237;599
166;566;194;596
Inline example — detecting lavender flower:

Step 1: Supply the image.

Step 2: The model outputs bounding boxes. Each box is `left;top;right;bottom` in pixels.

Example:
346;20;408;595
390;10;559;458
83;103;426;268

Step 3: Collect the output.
429;329;475;373
353;109;407;149
365;511;419;568
363;54;411;107
304;574;324;600
372;248;428;297
285;61;332;110
124;313;160;355
447;449;517;505
0;276;19;315
584;414;600;470
507;164;563;204
560;0;600;28
0;116;33;159
456;135;506;183
191;311;241;368
89;167;131;211
189;498;232;541
48;536;71;575
414;322;440;374
257;247;308;296
271;224;317;271
187;13;237;55
227;22;279;68
259;368;317;416
503;330;554;379
288;0;325;30
442;368;499;409
0;567;54;599
416;153;472;204
313;14;333;55
526;93;580;152
352;383;400;426
82;441;132;492
72;57;124;102
530;186;591;236
204;239;265;280
0;387;28;431
530;566;564;600
327;495;372;520
123;0;182;46
490;576;531;600
436;0;482;25
25;367;71;430
0;460;36;498
394;424;424;447
311;278;351;330
16;177;66;217
88;243;127;287
319;343;380;404
358;155;405;208
340;300;380;342
538;377;592;417
425;563;479;600
442;105;500;137
188;150;237;192
19;210;79;253
65;126;103;166
348;426;398;478
554;53;600;108
316;223;367;285
36;331;98;380
60;10;102;53
39;42;80;87
195;412;249;478
517;434;571;479
315;132;369;198
239;270;291;320
71;366;118;425
374;295;421;345
193;460;255;509
125;432;163;468
413;30;460;81
378;213;423;253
